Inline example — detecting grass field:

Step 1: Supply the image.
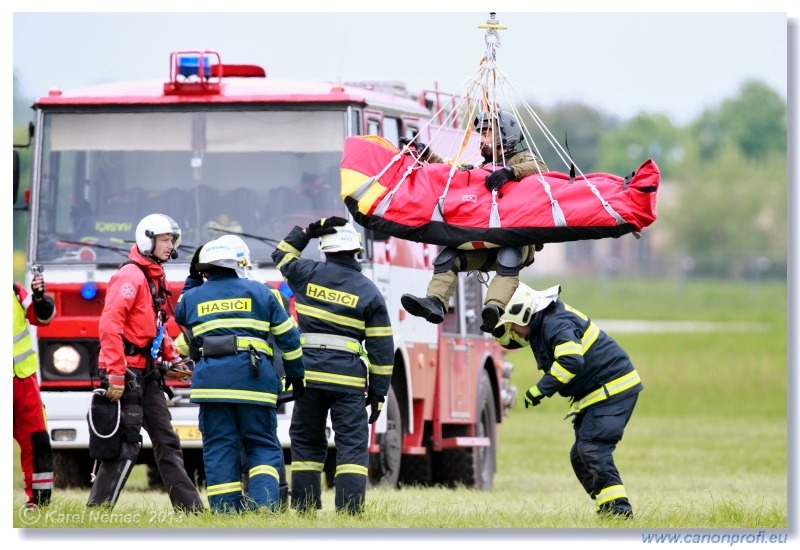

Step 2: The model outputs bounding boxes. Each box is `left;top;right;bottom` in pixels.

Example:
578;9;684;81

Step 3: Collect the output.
12;277;790;536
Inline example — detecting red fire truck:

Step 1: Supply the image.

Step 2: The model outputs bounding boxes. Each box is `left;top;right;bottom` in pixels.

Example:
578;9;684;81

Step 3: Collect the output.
13;51;516;491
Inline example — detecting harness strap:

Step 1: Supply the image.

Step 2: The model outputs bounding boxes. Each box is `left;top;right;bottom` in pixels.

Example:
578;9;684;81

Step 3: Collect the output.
300;333;362;355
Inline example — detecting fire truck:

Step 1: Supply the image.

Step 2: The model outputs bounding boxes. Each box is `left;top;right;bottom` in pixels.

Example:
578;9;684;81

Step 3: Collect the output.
13;51;517;492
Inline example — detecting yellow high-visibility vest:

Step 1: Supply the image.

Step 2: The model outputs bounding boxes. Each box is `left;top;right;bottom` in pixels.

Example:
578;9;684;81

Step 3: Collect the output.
13;291;39;379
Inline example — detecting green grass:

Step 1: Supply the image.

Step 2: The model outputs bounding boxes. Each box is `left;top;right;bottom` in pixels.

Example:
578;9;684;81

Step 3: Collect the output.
12;277;789;531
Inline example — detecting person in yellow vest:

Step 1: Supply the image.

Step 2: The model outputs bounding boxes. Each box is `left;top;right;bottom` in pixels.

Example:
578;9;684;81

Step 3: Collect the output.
13;271;56;509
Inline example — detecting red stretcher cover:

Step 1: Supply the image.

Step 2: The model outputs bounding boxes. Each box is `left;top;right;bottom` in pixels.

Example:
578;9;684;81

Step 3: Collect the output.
340;135;659;249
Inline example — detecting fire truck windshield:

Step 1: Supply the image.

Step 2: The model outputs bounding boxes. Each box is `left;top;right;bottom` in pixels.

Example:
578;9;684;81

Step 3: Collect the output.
32;109;348;266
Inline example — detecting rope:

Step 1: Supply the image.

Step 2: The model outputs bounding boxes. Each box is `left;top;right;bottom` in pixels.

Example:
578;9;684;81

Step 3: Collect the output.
87;388;121;439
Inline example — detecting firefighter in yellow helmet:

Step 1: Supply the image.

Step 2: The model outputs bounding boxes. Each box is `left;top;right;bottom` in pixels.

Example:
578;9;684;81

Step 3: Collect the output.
493;283;643;519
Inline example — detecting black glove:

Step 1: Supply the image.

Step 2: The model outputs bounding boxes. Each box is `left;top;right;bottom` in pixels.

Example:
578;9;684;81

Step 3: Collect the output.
188;246;204;282
284;377;305;400
485;166;515;192
31;276;46;300
366;393;385;424
306;216;349;238
399;137;428;158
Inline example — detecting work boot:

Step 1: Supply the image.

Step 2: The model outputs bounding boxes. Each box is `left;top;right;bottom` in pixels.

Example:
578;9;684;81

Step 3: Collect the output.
480;304;504;333
401;294;445;324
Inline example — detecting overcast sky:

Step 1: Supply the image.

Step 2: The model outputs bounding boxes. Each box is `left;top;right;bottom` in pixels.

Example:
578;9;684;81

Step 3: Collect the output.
8;8;792;126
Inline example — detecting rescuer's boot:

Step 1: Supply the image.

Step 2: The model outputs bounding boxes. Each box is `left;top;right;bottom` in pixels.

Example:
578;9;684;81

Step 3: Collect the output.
401;294;445;324
480;304;504;334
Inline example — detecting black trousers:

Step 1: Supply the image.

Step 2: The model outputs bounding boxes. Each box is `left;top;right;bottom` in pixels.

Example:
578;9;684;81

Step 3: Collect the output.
289;387;368;514
87;373;204;511
569;392;638;514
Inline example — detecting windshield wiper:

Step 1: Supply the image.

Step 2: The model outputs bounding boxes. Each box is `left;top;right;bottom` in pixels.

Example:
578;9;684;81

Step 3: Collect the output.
58;239;130;257
208;226;282;247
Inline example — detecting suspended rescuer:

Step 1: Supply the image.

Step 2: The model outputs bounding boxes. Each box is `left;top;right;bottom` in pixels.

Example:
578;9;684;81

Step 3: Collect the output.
13;268;56;509
175;237;305;513
87;213;203;512
399;110;548;333
176;233;293;508
493;283;642;518
272;217;394;515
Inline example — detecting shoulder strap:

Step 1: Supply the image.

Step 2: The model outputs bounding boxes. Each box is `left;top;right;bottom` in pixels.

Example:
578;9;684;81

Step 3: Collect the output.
119;260;163;313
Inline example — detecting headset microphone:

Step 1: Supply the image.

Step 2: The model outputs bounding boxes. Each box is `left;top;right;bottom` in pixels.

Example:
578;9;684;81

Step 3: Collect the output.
170;250;179;260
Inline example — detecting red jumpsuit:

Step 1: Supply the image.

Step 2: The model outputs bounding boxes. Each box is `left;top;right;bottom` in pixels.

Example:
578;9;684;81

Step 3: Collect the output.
13;282;56;507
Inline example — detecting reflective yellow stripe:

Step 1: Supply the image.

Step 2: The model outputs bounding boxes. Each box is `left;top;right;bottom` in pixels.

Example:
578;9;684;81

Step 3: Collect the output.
291;461;324;473
249;464;280;482
275;242;301;270
271;317;296;336
595;484;627;507
207;481;243;496
305;370;366;388
190;388;278;405
569;370;642;414
13;296;37;378
235;336;272;355
370;364;393;376
335;463;368;477
296;303;365;330
581;322;600;352
281;347;303;361
554;341;581;358
365;326;392;337
194;318;270;336
301;333;362;354
550;361;574;384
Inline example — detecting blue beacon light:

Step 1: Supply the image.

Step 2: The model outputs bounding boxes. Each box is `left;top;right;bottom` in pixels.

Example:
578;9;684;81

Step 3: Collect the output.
81;281;98;300
177;56;212;78
278;281;294;300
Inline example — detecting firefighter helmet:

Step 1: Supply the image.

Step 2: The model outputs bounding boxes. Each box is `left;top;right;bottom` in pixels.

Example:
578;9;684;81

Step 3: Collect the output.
318;223;364;254
473;110;523;150
195;238;240;272
495;283;561;329
135;213;181;257
216;234;252;278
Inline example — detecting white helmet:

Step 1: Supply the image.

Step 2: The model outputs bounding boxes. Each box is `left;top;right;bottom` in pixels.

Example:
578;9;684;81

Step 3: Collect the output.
195;238;240;272
135;213;181;257
318;223;363;254
495;283;561;329
216;234;252;278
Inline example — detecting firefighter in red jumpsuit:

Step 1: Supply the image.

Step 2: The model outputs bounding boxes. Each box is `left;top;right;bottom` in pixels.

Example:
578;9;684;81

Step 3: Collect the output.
86;213;203;512
13;272;55;508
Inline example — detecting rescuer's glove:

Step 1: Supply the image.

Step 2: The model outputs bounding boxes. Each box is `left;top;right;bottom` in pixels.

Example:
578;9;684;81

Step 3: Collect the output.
284;377;306;401
105;375;125;402
306;217;349;238
163;358;194;381
485;166;515;192
31;274;46;300
523;385;543;408
188;246;204;282
366;392;385;424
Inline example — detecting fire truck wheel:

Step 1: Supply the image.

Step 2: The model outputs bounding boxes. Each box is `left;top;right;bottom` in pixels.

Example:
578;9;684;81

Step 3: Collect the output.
369;386;402;488
53;449;94;489
441;369;497;490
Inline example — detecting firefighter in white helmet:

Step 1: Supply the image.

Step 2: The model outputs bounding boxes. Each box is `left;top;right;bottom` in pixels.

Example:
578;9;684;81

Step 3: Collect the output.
175;238;304;513
88;213;203;512
272;217;394;515
492;283;643;519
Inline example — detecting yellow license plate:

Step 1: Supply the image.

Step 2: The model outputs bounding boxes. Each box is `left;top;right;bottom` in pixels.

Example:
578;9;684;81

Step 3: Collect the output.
173;425;202;441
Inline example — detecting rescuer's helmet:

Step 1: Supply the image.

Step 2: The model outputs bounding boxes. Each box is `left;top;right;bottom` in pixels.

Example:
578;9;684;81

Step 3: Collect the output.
135;213;182;258
495;283;561;329
318;223;364;254
195;238;240;272
473;110;523;150
216;234;252;278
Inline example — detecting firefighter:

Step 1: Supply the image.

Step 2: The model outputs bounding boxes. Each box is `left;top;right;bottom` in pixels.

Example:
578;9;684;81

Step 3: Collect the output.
399;110;548;334
87;213;203;512
493;283;643;518
13;271;55;509
175;238;305;513
177;234;293;509
271;217;394;515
